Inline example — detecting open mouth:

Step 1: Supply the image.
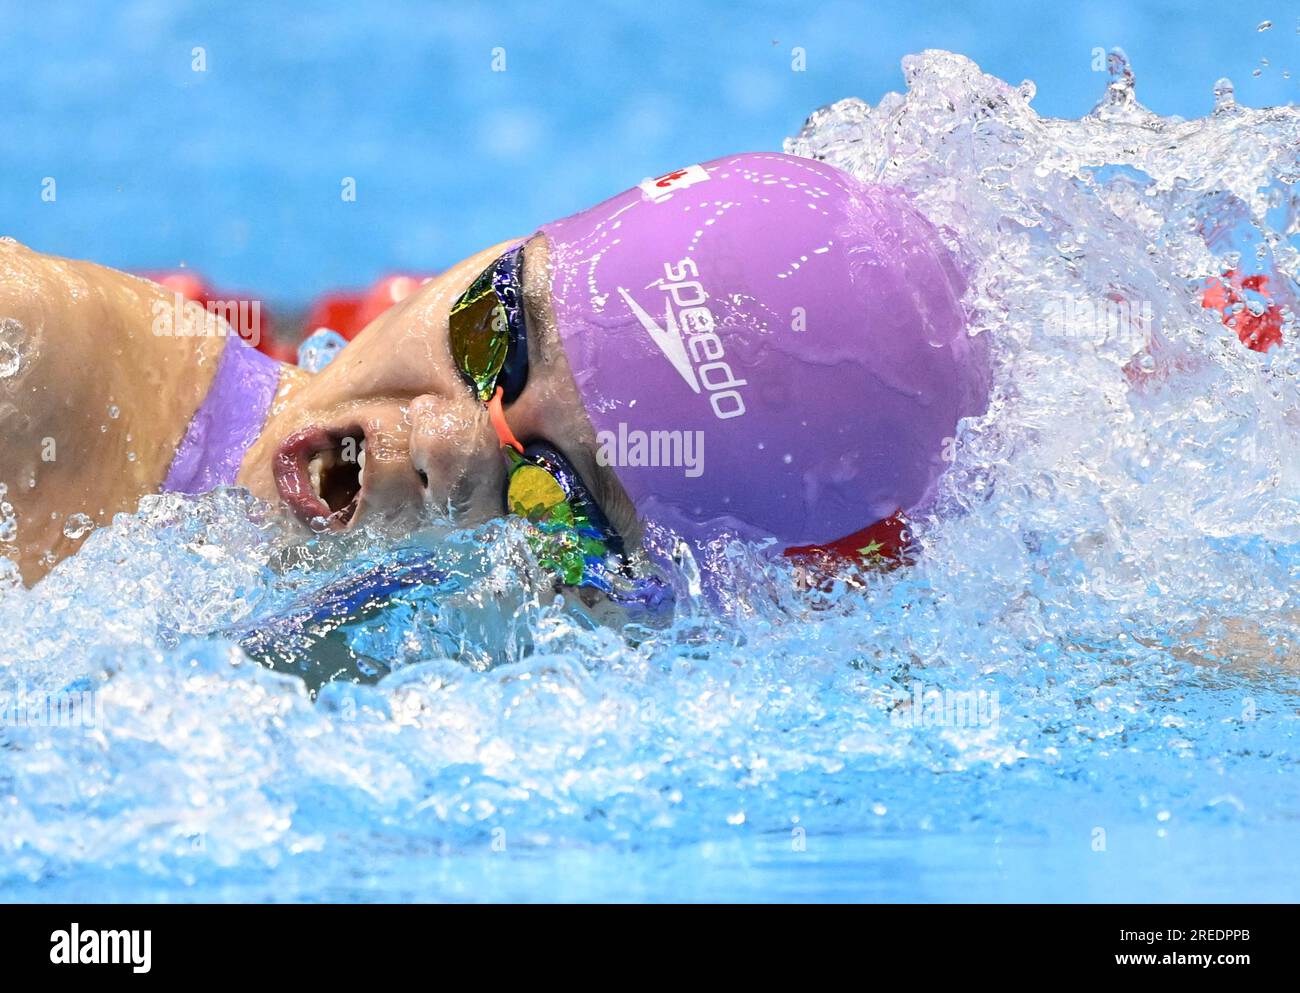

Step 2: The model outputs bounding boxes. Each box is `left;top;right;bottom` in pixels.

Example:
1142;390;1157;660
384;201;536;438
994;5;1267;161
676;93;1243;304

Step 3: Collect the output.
273;426;368;530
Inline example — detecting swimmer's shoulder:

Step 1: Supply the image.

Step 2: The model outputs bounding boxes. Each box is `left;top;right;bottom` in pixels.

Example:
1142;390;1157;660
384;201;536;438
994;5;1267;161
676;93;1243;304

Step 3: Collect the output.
0;239;224;402
0;239;94;403
0;239;135;415
0;238;221;484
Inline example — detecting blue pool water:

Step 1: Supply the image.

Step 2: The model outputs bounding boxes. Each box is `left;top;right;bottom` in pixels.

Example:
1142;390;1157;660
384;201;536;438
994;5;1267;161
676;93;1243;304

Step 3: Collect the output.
3;50;1300;902
1;0;1295;298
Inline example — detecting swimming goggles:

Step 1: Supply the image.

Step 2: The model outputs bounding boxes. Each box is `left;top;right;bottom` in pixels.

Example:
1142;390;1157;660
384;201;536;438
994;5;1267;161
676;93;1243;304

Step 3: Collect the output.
448;244;669;608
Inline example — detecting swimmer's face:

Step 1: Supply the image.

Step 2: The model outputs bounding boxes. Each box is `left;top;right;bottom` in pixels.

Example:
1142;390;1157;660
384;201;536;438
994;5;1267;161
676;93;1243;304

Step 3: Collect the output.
237;234;639;543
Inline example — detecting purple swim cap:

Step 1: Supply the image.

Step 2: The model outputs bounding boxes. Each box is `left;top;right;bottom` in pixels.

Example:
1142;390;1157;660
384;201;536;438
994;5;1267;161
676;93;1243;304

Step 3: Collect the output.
541;152;986;567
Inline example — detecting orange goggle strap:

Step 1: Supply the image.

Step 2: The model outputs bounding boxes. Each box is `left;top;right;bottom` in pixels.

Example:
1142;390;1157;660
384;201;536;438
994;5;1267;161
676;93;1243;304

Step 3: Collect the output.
487;385;524;454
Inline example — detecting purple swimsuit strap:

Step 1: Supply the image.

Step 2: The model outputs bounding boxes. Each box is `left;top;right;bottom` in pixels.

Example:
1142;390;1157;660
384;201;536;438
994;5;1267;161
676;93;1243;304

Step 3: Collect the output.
162;334;281;494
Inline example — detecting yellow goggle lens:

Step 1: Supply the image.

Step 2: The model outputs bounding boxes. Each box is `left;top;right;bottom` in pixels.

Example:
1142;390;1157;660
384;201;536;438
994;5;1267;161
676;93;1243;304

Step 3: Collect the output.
507;463;569;522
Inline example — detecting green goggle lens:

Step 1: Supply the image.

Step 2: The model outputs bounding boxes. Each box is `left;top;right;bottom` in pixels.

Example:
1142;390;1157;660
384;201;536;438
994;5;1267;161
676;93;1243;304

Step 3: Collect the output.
448;269;510;402
448;245;527;404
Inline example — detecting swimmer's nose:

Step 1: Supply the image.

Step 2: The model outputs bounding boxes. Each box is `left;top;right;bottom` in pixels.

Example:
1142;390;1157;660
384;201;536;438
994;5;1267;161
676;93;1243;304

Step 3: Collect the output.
404;393;507;521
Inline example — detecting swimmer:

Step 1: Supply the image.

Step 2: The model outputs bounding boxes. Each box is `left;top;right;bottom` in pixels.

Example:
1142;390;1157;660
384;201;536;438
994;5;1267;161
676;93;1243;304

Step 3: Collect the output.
0;153;988;601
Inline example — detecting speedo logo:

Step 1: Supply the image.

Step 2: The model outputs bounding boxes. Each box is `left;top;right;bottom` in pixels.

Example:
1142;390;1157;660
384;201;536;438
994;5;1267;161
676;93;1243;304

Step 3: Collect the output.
617;258;747;420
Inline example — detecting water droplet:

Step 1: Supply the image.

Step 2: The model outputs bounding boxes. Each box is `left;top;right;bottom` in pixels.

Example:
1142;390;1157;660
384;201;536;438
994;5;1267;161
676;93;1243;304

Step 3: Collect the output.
296;327;349;373
0;495;16;542
1212;78;1236;114
782;453;793;464
0;318;27;378
107;404;120;419
1257;19;1272;31
127;452;137;462
0;557;21;591
1107;47;1132;82
63;512;94;540
1090;48;1154;121
673;538;702;598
